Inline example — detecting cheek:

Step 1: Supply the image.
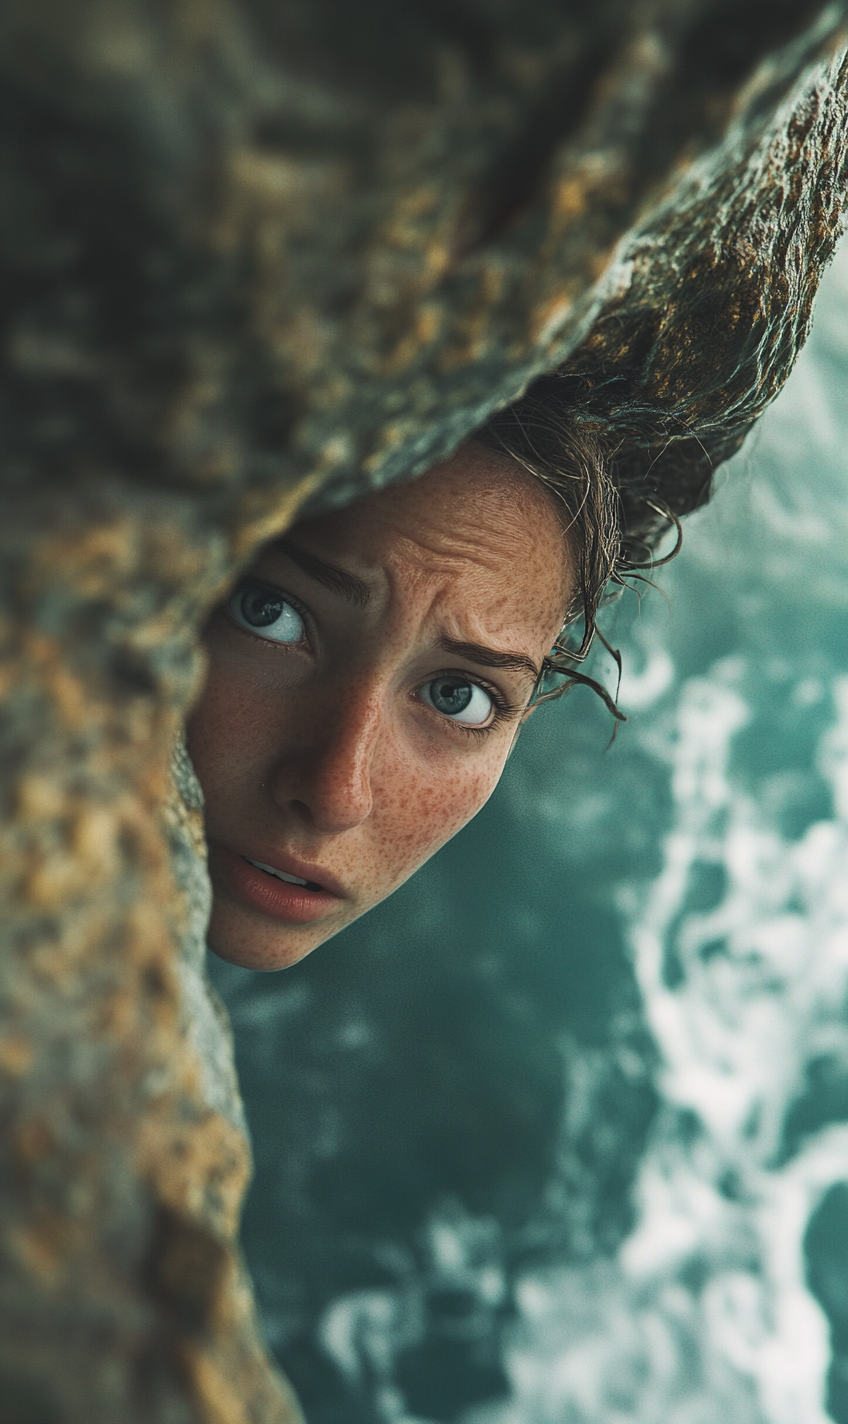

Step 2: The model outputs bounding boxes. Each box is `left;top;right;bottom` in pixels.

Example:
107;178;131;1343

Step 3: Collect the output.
185;656;273;804
368;751;505;891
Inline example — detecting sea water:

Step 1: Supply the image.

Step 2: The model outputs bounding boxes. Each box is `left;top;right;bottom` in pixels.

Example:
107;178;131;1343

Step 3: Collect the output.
210;242;848;1424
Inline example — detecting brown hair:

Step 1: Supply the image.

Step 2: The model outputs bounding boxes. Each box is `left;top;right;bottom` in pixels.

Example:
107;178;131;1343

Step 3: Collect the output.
478;372;731;721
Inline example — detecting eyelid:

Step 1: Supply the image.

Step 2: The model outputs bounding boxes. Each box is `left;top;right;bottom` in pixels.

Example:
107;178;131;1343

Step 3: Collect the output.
452;671;522;721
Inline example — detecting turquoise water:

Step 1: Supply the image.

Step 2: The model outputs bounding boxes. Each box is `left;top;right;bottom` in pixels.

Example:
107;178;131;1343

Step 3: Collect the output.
210;242;848;1424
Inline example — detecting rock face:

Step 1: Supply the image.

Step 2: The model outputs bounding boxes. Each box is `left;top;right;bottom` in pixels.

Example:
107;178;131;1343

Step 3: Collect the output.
1;2;847;1420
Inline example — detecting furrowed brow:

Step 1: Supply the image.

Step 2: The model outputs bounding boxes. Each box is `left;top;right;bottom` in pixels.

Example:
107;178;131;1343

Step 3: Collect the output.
438;636;540;686
278;539;371;607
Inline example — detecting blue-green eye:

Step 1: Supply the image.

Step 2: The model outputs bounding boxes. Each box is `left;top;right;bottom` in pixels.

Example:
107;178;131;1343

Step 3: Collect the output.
420;676;493;726
227;582;305;644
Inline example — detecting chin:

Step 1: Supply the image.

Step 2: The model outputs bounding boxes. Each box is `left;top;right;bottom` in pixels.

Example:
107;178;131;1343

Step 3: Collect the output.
205;900;345;972
207;939;312;972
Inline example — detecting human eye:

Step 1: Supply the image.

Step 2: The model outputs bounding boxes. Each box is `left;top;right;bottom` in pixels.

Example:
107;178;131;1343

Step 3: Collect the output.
226;579;307;646
418;674;495;727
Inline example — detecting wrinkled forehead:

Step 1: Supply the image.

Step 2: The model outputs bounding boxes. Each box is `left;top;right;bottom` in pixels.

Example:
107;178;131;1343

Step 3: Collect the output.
291;442;571;579
270;444;575;653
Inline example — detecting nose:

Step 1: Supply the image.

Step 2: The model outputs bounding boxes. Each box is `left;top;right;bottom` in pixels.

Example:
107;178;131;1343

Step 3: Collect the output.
269;678;384;835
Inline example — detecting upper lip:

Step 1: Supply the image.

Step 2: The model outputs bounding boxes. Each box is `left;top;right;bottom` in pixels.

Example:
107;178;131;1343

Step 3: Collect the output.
239;847;348;899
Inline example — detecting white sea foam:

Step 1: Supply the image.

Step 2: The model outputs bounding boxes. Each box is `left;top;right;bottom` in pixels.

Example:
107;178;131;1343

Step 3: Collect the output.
462;674;848;1424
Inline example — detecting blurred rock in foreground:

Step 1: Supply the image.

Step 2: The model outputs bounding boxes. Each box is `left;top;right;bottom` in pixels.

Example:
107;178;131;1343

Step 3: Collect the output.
1;2;848;1420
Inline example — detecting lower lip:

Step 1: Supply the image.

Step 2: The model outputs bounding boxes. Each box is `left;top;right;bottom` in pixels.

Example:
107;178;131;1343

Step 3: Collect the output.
209;844;344;925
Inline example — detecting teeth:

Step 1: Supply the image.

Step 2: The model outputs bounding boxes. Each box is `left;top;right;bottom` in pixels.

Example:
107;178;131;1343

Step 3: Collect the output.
246;857;310;887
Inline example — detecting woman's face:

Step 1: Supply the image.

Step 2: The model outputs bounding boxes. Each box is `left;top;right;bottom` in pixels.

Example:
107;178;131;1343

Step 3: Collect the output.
187;444;572;970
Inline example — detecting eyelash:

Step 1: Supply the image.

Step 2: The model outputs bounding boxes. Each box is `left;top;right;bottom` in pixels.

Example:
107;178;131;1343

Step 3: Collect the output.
436;679;521;739
228;577;523;735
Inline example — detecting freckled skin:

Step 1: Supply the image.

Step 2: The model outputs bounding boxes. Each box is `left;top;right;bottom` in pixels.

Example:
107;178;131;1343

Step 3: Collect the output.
186;443;572;970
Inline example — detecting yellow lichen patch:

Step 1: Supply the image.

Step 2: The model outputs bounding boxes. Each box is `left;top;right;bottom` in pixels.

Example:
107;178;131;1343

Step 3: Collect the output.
425;235;452;281
268;303;329;378
0;1033;33;1077
97;933;179;1052
71;806;121;882
436;261;509;371
6;1202;91;1287
31;519;142;597
552;176;589;226
113;789;176;874
137;1109;252;1241
8;1222;66;1286
29;514;213;614
229;149;347;209
531;287;578;348
361;419;418;476
22;849;98;910
136;523;213;587
230;469;328;560
212;146;350;262
181;1342;266;1424
20;632;92;733
180;1327;305;1424
16;774;70;824
15;1115;53;1165
380;301;444;375
18;796;143;910
382;185;443;251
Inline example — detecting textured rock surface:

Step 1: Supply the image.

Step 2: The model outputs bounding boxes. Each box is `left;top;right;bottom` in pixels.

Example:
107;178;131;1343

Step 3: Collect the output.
2;2;848;1420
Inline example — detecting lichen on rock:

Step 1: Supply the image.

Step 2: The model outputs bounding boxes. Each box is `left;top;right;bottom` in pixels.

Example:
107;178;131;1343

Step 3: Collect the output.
2;2;848;1420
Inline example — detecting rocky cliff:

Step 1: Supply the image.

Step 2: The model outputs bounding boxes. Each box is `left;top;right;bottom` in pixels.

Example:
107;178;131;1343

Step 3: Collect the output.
2;3;848;1420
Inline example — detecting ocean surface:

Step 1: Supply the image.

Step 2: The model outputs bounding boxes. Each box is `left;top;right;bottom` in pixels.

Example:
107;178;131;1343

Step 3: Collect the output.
209;240;848;1424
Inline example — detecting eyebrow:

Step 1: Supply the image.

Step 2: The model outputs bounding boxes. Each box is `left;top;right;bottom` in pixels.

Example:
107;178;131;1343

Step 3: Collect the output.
438;637;540;686
277;538;372;606
277;540;540;684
